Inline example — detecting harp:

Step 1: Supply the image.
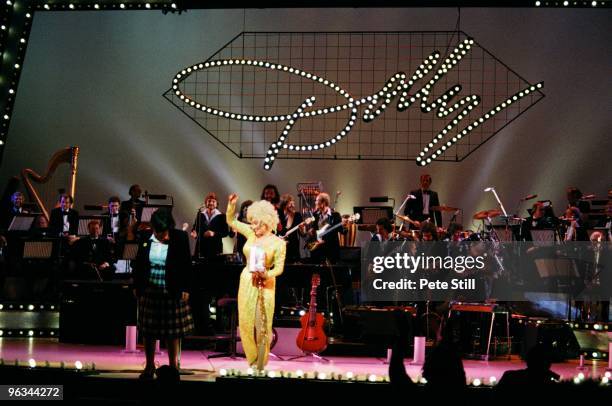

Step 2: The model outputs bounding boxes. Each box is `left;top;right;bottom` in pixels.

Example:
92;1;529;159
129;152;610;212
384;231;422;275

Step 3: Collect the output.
21;146;79;222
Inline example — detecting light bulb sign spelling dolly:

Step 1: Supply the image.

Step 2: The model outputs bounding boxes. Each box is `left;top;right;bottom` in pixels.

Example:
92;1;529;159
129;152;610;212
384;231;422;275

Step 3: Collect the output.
169;36;543;170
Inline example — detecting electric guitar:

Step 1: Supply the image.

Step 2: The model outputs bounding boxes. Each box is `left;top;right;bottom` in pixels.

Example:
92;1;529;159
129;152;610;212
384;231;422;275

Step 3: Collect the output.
280;216;314;239
306;213;360;252
296;273;327;354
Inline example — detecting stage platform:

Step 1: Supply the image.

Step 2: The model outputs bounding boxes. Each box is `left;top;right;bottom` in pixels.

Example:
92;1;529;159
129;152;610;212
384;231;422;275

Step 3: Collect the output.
0;338;608;383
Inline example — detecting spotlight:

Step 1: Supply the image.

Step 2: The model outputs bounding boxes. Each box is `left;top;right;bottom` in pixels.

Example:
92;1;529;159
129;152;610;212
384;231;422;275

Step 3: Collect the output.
75;361;83;370
28;359;36;368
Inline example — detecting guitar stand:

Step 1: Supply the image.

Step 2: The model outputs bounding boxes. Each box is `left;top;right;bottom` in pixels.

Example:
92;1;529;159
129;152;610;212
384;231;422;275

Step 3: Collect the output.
287;352;329;363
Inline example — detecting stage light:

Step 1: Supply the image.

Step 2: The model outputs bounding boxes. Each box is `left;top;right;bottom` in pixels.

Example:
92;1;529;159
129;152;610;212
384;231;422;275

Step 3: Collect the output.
219;368;227;376
94;4;99;9
419;377;427;384
299;310;306;316
120;3;125;9
75;361;83;370
44;4;50;10
246;367;254;376
591;1;597;6
0;330;3;336
6;1;12;6
605;372;612;378
20;38;26;44
28;304;34;311
573;376;581;384
267;370;277;378
171;3;177;8
28;359;36;368
592;352;599;358
563;0;569;4
317;372;327;380
0;304;3;310
296;369;304;378
69;4;74;10
535;1;541;5
145;3;151;8
14;64;20;69
368;374;377;382
28;330;34;336
472;378;482;386
489;376;497;385
1;25;5;30
26;13;31;18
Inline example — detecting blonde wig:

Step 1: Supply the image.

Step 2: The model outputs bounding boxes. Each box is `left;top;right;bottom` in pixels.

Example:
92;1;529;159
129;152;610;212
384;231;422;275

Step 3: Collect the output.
246;200;280;232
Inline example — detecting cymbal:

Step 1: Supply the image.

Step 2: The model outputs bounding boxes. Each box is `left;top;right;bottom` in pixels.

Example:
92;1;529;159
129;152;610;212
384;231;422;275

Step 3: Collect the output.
431;205;459;212
395;214;419;225
473;209;503;220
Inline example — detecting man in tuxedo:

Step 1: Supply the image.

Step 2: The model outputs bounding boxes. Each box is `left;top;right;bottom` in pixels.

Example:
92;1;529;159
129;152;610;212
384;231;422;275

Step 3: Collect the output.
120;184;145;232
404;174;442;228
190;192;229;260
1;192;29;231
307;192;347;263
70;220;115;280
49;194;79;236
102;196;122;239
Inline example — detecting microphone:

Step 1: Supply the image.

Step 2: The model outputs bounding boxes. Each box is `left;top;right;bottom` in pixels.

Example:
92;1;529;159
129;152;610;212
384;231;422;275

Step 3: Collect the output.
521;194;538;201
407;194;416;200
484;187;494;192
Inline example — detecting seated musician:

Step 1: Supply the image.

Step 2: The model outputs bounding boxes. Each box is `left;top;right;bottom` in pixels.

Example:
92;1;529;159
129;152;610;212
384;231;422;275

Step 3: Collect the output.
2;192;29;231
29;215;49;238
404;174;442;228
49;194;79;237
70;220;115;280
190;192;229;260
419;221;439;242
566;187;590;223
522;201;558;240
306;192;348;263
562;206;589;241
372;217;394;242
278;194;305;261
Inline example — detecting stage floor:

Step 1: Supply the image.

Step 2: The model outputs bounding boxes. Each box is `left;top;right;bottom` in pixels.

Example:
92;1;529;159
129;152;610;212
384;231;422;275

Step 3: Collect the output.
0;338;607;383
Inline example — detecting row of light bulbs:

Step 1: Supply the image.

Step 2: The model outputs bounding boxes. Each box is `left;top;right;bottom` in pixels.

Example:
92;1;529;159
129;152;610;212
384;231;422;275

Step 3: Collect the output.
0;303;56;310
0;358;85;370
0;329;57;337
37;2;178;10
0;2;32;147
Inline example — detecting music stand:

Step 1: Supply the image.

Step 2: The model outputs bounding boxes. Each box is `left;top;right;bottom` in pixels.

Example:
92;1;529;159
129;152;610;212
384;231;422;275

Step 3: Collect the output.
140;205;173;223
535;258;581;321
23;240;54;259
8;214;36;232
78;215;105;236
353;206;393;224
121;243;139;261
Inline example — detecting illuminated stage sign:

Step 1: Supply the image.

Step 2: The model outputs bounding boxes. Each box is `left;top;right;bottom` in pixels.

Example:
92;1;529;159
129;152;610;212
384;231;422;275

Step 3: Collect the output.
165;32;544;170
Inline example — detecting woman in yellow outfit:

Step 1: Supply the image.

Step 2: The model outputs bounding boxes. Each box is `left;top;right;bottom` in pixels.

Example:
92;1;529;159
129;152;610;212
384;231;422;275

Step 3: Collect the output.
227;193;287;369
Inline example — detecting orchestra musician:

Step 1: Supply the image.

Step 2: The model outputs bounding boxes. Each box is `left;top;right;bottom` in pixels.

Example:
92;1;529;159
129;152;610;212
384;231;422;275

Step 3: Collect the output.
120;184;145;240
521;200;559;241
404;174;442;228
372;217;394;242
278;194;305;261
566;187;590;224
102;196;122;240
70;220;115;280
190;192;229;260
261;184;281;210
562;206;589;241
307;192;348;263
1;192;29;231
49;194;79;237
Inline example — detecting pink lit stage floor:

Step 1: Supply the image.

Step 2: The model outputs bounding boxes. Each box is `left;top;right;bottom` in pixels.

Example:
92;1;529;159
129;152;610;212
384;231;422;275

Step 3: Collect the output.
0;339;607;382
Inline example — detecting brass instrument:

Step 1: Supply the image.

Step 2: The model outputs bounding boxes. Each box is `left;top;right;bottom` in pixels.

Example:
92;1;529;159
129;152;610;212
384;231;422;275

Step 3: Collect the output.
21;146;79;222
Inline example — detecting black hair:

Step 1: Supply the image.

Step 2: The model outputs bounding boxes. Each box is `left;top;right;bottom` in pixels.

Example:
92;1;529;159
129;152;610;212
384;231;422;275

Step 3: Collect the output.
375;217;393;233
261;184;280;205
151;208;175;233
108;196;120;204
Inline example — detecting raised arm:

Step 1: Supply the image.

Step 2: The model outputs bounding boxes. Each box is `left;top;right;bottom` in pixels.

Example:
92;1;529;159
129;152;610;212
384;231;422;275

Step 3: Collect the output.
227;194;254;239
267;239;287;278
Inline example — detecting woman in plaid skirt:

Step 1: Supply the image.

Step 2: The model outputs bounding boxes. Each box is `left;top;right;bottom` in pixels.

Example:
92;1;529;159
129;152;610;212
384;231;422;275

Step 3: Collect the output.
132;209;193;379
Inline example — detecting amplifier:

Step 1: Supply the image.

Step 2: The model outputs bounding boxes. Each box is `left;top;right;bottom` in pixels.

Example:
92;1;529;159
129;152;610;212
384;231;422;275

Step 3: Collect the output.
60;281;136;345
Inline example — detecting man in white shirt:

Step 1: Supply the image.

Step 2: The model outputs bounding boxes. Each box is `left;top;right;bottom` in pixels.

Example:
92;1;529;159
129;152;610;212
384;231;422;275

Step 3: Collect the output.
403;174;442;228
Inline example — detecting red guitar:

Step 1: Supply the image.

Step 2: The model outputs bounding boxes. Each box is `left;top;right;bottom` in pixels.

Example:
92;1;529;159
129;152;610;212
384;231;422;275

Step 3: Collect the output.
296;274;328;354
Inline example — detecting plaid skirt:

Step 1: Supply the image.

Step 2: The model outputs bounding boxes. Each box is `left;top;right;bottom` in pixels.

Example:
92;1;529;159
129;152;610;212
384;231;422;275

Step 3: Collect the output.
138;286;194;339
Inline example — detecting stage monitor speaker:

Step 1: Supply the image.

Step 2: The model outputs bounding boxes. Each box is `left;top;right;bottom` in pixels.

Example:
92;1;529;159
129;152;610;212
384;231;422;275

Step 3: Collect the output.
60;281;137;345
521;320;580;361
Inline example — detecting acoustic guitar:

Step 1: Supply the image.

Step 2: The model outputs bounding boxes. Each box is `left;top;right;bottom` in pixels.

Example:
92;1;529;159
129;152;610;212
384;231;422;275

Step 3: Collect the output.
296;273;328;354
